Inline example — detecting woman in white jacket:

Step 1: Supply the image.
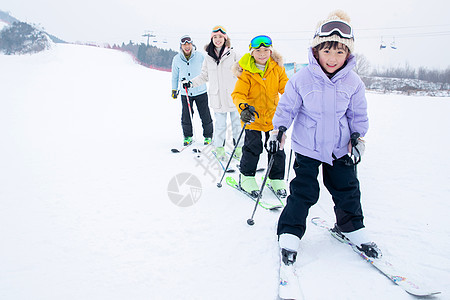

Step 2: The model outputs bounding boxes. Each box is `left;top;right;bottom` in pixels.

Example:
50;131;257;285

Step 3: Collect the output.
190;26;242;160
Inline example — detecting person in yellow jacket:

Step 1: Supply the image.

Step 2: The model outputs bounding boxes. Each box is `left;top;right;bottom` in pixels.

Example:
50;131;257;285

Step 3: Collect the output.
231;35;289;197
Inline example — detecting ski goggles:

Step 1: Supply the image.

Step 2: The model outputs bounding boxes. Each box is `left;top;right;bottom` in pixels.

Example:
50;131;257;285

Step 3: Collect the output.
212;26;227;35
314;20;354;39
180;35;193;44
249;35;272;51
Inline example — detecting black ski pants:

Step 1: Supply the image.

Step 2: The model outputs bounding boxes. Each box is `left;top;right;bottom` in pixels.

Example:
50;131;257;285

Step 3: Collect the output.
240;129;286;179
277;153;364;239
181;92;213;138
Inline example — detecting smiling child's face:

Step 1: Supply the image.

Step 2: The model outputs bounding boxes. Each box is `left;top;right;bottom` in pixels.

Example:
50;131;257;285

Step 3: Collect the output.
317;43;349;74
252;47;271;65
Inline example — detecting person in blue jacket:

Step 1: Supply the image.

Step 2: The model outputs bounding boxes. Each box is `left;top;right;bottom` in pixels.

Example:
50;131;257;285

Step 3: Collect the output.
171;35;213;146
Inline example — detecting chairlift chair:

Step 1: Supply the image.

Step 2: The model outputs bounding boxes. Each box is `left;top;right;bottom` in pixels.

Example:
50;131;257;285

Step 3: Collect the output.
380;37;386;50
390;37;397;50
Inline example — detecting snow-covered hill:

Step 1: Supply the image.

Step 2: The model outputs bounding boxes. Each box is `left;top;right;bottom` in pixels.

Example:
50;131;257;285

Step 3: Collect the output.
362;75;450;97
0;44;449;300
0;20;8;31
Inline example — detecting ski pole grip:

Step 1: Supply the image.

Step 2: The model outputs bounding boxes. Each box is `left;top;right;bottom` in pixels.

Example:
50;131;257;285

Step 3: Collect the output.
239;103;249;110
277;126;287;142
249;106;260;118
239;103;259;118
351;132;360;147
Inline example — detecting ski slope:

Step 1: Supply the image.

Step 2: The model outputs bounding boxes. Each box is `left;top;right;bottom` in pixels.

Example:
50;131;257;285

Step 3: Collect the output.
0;43;449;300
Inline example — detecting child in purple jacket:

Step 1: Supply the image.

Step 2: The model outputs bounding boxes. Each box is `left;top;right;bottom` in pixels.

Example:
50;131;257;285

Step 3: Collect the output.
272;10;381;269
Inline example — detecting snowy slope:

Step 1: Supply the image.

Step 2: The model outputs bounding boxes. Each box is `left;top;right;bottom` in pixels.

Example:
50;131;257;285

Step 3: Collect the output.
0;44;449;300
0;20;8;31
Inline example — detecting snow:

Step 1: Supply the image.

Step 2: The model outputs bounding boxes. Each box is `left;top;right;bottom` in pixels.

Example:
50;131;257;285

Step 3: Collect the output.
0;20;8;31
0;44;449;300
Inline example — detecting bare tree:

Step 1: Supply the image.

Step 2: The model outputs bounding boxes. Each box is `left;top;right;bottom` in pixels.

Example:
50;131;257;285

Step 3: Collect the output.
353;53;371;76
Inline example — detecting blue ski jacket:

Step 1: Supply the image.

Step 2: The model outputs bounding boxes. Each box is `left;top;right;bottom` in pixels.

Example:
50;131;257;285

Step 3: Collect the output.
171;49;207;97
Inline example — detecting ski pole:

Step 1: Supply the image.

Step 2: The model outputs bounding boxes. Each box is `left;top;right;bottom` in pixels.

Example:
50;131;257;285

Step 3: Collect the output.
350;132;361;176
217;104;258;188
216;123;247;188
183;84;199;154
184;86;194;119
247;126;286;226
217;123;247;187
286;148;293;184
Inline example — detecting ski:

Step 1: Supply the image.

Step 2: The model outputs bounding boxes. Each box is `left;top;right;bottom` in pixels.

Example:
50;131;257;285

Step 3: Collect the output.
279;258;304;300
191;146;235;173
211;150;235;173
311;217;441;297
235;165;265;173
226;151;265;173
171;142;194;153
225;176;283;210
226;151;243;162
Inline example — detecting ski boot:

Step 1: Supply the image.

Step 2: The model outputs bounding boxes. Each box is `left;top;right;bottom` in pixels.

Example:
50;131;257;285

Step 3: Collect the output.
183;136;193;146
214;147;226;161
239;174;259;198
270;179;287;198
204;137;212;145
331;224;382;259
233;147;242;160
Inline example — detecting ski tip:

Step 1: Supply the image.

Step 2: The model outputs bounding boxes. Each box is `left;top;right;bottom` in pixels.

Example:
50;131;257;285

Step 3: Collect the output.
269;206;283;211
225;176;237;185
405;290;441;297
171;149;180;153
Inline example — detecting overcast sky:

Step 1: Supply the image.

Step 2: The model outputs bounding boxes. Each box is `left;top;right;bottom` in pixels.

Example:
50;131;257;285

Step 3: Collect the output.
2;0;450;69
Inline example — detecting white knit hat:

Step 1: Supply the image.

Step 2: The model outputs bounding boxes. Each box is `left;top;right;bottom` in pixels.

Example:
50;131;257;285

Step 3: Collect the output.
311;10;355;53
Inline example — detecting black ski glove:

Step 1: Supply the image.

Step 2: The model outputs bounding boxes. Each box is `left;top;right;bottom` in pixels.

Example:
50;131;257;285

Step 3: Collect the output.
240;107;255;123
182;80;192;89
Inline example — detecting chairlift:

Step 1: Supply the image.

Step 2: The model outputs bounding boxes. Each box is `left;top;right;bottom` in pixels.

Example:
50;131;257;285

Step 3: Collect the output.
379;37;386;50
390;37;397;50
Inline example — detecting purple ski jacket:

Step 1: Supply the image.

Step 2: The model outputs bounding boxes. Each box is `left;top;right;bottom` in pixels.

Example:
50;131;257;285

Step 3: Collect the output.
273;48;368;165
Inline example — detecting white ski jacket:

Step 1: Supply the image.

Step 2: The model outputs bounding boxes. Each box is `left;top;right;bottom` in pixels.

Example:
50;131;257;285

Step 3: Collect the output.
191;47;239;113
